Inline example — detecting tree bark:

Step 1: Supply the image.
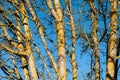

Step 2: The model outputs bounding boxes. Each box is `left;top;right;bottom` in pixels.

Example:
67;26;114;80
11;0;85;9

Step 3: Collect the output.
89;1;100;80
21;1;39;80
106;0;118;80
65;0;77;79
54;0;66;80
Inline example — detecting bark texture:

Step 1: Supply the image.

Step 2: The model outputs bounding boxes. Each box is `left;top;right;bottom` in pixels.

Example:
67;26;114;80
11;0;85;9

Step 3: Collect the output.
106;0;118;80
66;0;77;79
89;1;100;80
21;1;39;80
54;0;66;80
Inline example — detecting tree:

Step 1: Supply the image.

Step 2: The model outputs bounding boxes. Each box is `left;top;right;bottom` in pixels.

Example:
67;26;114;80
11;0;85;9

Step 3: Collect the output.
89;1;100;80
0;0;120;80
106;0;118;80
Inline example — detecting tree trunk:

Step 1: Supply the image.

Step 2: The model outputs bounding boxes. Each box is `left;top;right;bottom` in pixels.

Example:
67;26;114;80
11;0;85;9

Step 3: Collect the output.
24;0;58;75
54;0;66;79
106;0;118;80
21;1;39;80
89;1;100;80
65;0;77;79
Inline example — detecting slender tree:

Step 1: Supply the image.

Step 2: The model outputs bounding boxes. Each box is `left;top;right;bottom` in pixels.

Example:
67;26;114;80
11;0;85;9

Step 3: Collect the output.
65;0;77;80
89;1;100;80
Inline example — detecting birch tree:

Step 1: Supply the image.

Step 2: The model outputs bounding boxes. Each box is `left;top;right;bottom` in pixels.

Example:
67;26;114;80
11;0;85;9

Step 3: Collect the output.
106;0;118;80
0;0;120;80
